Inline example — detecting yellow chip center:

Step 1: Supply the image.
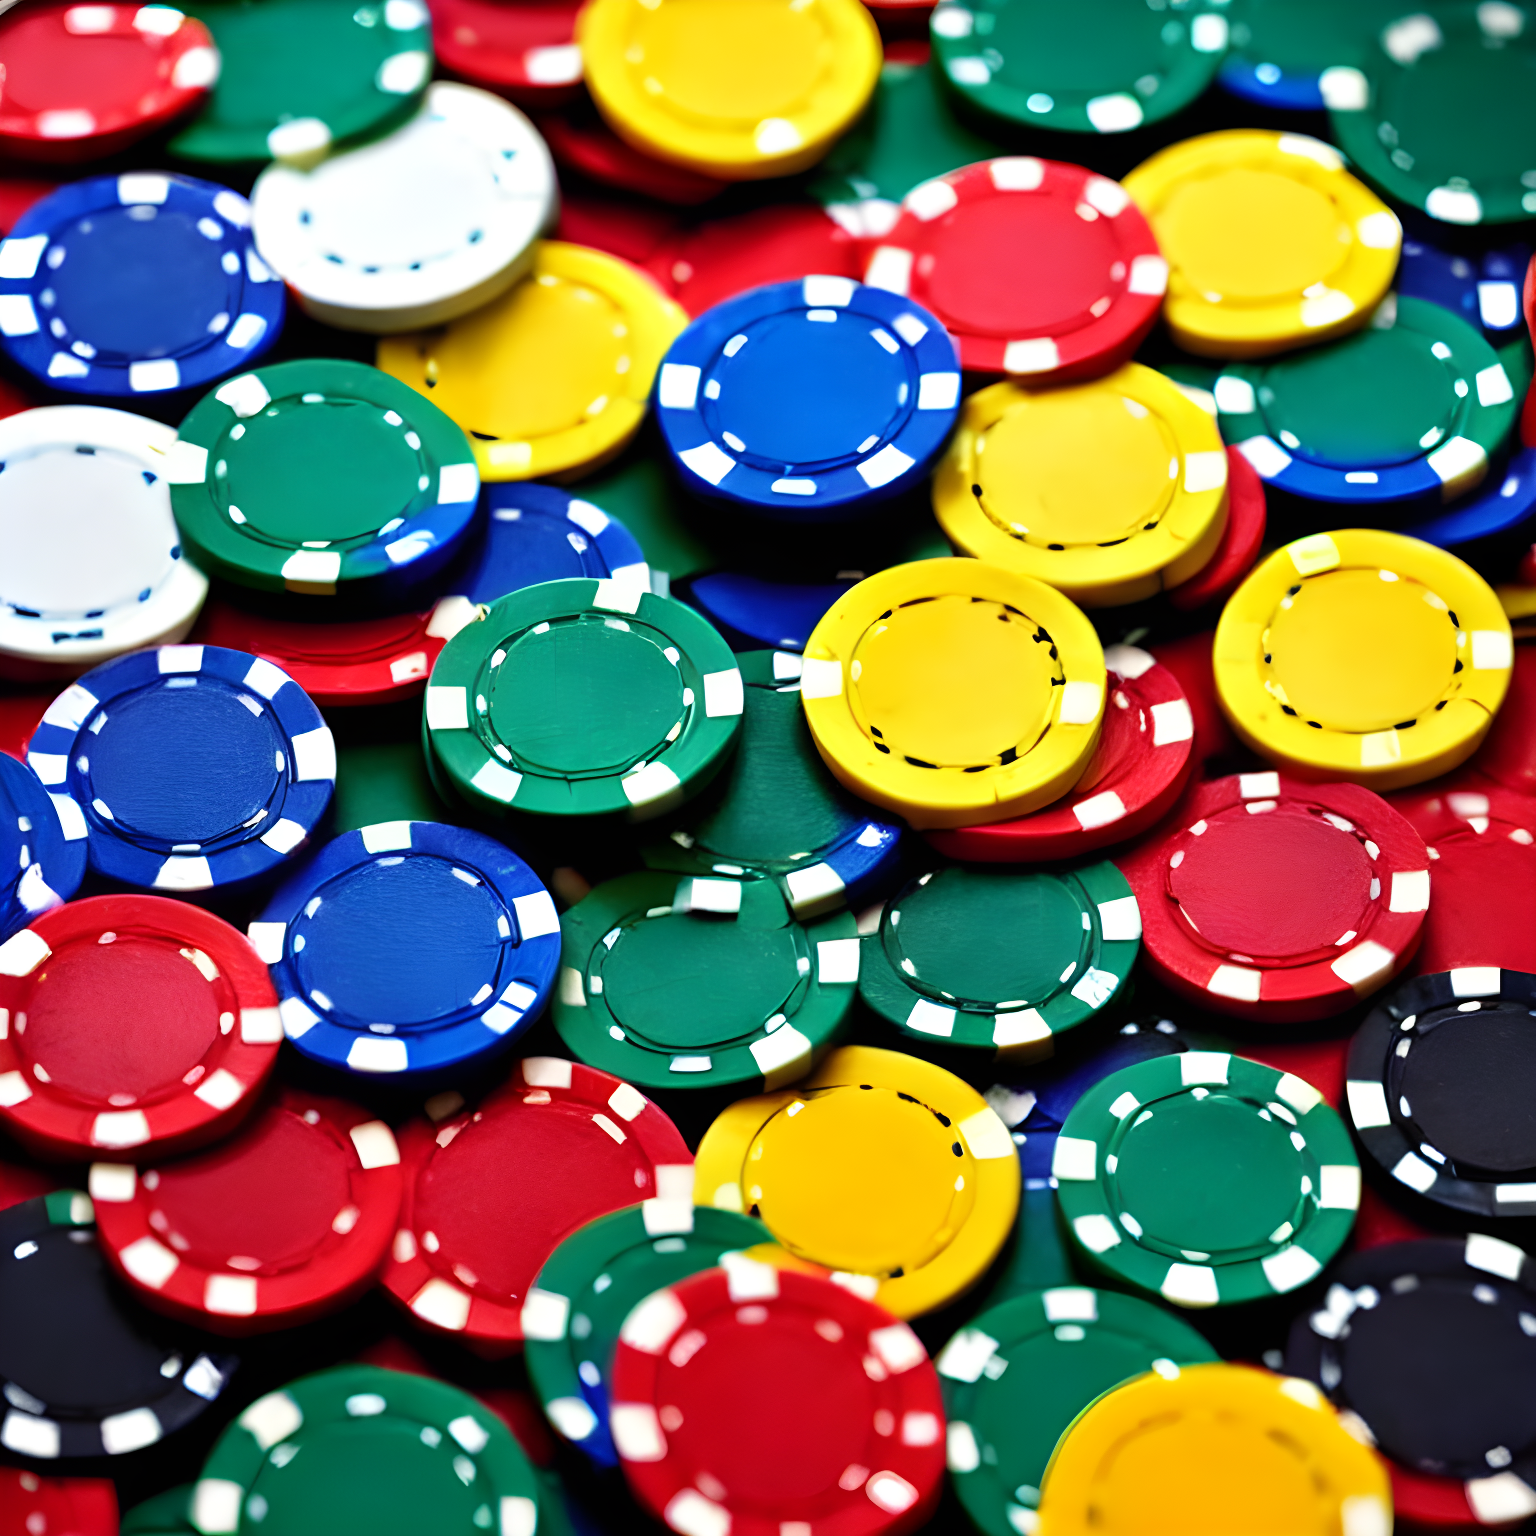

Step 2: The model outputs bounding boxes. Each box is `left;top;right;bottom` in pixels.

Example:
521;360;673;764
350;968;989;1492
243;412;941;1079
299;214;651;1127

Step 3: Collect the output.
1267;568;1457;733
849;595;1058;767
976;389;1179;548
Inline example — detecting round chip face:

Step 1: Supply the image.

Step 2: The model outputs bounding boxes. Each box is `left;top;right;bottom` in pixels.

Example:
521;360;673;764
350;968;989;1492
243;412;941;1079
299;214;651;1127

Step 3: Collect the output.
579;0;883;180
930;0;1230;135
1123;130;1401;358
0;174;283;400
1214;529;1514;788
0;406;209;674
693;1044;1020;1317
89;1088;402;1334
0;1190;237;1460
610;1262;945;1536
800;559;1106;830
1;1468;117;1535
27;645;335;894
864;159;1166;380
425;578;743;821
169;0;432;166
381;1057;693;1352
554;870;861;1092
933;367;1230;607
191;1364;539;1536
251;83;557;334
655;277;960;518
427;0;584;101
524;1203;778;1465
171;358;481;601
937;1287;1220;1536
377;241;687;483
0;751;85;946
1219;0;1409;108
1168;445;1268;611
0;895;280;1160
1053;1051;1360;1307
0;2;217;164
1036;1362;1392;1536
250;821;561;1080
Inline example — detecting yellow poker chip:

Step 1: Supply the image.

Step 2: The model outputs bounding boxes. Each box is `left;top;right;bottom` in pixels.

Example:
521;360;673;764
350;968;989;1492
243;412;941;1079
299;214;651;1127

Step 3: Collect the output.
376;240;687;483
1215;528;1514;790
693;1045;1020;1319
1123;129;1402;359
578;0;881;180
932;366;1231;609
1037;1363;1392;1536
800;559;1106;830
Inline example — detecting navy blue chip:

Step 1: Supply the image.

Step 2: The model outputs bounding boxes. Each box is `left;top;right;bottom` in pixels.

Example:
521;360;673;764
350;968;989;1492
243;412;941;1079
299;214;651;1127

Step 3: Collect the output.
1398;239;1528;344
0;174;284;399
249;820;562;1078
0;752;86;945
1404;445;1536;551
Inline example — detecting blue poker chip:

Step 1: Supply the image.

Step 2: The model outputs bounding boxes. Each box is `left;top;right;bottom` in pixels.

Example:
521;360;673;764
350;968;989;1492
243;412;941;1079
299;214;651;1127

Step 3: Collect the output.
686;573;854;653
1217;55;1327;111
26;644;334;894
248;820;561;1078
1402;445;1536;551
654;276;961;520
0;751;86;943
1398;239;1528;343
0;173;284;400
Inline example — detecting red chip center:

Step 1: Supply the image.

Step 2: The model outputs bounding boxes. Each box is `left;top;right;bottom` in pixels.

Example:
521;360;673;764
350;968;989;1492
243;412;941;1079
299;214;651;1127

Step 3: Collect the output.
0;10;166;120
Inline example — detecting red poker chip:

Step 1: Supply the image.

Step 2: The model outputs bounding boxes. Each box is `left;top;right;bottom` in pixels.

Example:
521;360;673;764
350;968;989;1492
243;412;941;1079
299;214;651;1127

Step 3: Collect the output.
1147;632;1238;771
0;178;57;234
1523;254;1535;447
1167;446;1267;612
0;1468;117;1536
1116;772;1431;1023
557;190;680;266
924;645;1196;862
538;98;729;206
0;689;50;760
861;157;1167;380
0;1157;55;1212
0;2;217;164
0;895;281;1160
89;1086;402;1335
1468;644;1536;797
428;0;584;106
381;1056;693;1355
611;1262;945;1536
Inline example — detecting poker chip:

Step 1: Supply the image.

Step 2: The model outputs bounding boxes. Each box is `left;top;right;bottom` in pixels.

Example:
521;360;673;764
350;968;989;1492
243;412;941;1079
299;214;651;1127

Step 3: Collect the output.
1218;0;1408;109
170;359;481;602
931;366;1230;607
579;0;883;180
1397;237;1530;345
427;0;584;103
251;83;557;334
694;1044;1019;1318
655;276;960;518
381;1057;693;1352
1326;1;1536;227
169;0;432;167
1167;446;1267;611
89;1088;402;1334
523;1203;779;1465
248;821;561;1080
0;174;284;400
1213;529;1514;788
799;559;1106;831
554;870;860;1091
1035;1362;1391;1536
0;1190;236;1460
537;100;729;208
1054;1051;1360;1307
190;1364;540;1535
1122;130;1401;358
0;406;209;678
1117;771;1430;1022
863;159;1167;380
858;861;1140;1053
1465;646;1536;796
644;649;904;918
377;241;687;484
682;574;853;654
26;645;335;895
120;1484;195;1535
424;578;743;822
0;749;85;946
0;2;217;164
937;1287;1220;1536
0;1468;117;1535
930;0;1230;135
610;1260;945;1536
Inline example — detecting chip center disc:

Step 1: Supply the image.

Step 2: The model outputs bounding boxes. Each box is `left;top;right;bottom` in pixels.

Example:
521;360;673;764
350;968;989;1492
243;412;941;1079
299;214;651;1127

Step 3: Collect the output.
2;13;162;114
849;595;1057;766
1267;569;1457;732
983;2;1162;93
976;390;1177;546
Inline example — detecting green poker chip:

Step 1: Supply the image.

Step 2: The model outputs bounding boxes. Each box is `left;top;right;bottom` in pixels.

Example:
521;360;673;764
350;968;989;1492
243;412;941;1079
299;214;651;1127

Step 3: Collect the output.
523;1203;775;1466
170;359;480;600
553;870;859;1090
858;863;1141;1054
190;1364;540;1535
1054;1052;1361;1308
425;579;744;821
122;1485;196;1535
937;1286;1220;1536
